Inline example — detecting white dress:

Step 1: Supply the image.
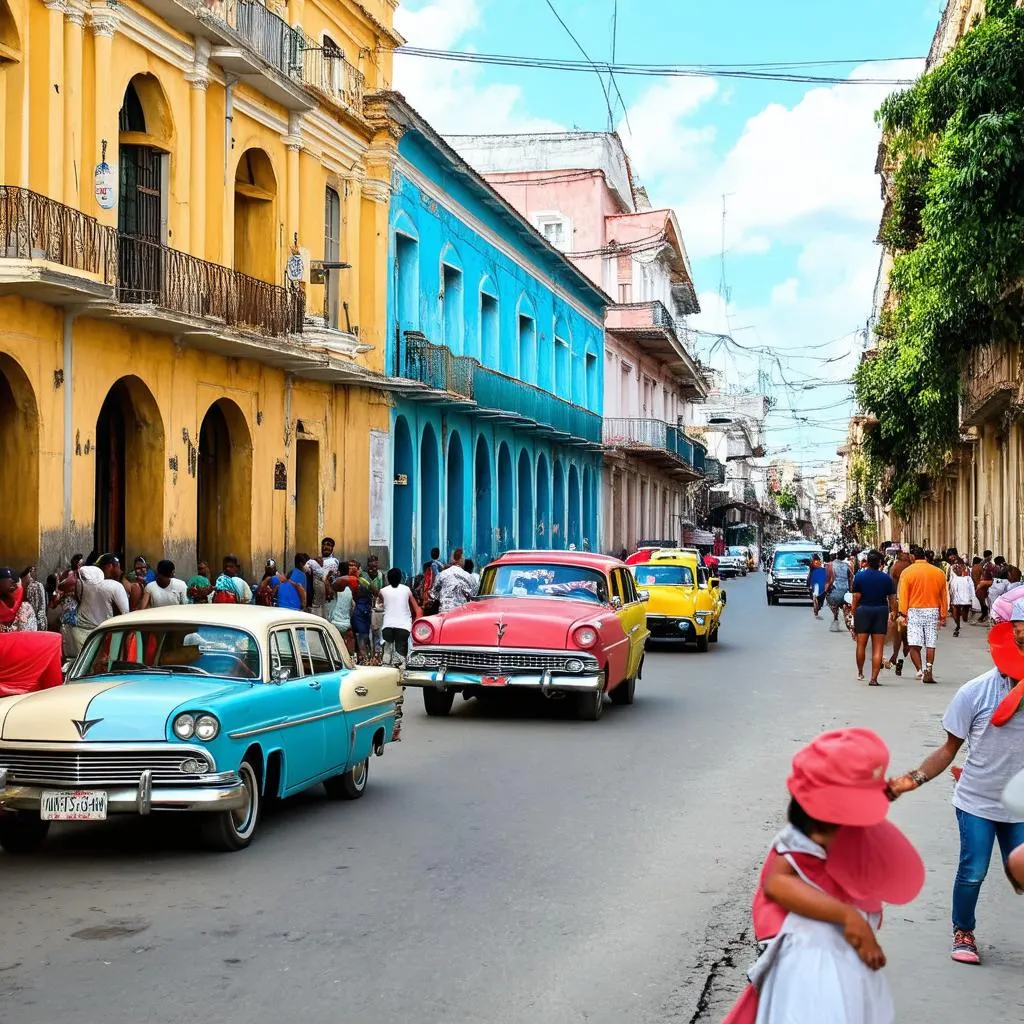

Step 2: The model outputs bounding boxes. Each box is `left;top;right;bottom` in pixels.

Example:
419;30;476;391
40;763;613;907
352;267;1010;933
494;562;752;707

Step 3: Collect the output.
751;828;894;1024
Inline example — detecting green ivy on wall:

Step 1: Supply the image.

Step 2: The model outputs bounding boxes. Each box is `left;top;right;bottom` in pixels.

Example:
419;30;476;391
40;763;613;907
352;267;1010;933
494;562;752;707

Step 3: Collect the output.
854;2;1024;517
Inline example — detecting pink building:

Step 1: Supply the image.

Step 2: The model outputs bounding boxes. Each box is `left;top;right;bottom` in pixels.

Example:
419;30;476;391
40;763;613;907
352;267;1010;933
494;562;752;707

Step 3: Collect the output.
451;132;708;552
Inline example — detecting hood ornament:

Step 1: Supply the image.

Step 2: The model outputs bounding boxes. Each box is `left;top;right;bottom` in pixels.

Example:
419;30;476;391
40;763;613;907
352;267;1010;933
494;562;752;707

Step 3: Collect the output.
495;616;507;645
72;718;103;739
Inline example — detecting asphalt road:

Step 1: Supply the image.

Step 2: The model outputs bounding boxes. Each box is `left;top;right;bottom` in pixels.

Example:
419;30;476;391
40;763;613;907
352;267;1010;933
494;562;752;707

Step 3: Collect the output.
3;576;1022;1023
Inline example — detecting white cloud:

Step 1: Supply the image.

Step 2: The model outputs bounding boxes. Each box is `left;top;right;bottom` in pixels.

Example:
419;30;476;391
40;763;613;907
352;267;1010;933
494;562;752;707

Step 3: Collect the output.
617;78;718;180
770;277;799;306
393;0;564;135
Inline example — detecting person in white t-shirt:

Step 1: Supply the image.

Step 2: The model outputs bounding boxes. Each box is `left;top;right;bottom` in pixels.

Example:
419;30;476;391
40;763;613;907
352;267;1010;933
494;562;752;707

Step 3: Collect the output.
72;554;129;652
141;560;188;609
380;567;422;666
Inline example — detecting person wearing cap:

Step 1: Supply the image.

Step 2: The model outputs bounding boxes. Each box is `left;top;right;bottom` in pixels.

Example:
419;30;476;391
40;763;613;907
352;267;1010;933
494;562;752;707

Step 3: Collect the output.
888;599;1024;966
0;567;39;632
140;560;187;609
721;728;923;1024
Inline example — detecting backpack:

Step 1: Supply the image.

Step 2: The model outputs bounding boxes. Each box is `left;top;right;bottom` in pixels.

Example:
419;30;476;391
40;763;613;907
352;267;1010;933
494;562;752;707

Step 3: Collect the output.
212;587;239;604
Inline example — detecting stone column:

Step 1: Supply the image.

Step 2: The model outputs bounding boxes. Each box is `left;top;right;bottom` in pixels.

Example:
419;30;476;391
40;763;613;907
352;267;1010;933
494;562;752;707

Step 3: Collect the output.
44;0;66;200
63;2;86;207
282;112;303;249
184;39;211;257
342;167;364;329
89;4;118;223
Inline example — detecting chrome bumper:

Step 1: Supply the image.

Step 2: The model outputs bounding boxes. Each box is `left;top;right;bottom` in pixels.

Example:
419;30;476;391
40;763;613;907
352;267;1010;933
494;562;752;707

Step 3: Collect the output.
402;668;604;694
645;614;707;637
0;771;248;815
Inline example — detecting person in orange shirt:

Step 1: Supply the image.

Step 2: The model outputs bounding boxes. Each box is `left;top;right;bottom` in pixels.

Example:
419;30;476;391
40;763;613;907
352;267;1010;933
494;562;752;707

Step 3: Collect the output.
897;545;949;683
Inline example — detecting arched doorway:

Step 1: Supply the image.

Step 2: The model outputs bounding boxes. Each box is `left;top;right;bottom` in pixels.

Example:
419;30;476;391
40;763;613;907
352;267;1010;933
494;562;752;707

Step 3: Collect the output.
536;453;550;549
474;436;492;564
517;449;533;549
118;75;172;303
552;459;565;550
94;376;164;563
234;148;278;284
568;464;581;549
583;465;594;551
420;423;440;564
446;430;465;555
392;416;414;578
197;399;252;573
0;354;38;568
497;442;513;552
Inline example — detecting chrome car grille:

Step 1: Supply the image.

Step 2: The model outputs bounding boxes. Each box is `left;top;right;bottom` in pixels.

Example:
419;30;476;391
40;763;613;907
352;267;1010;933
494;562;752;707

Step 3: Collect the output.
411;647;596;673
0;747;214;787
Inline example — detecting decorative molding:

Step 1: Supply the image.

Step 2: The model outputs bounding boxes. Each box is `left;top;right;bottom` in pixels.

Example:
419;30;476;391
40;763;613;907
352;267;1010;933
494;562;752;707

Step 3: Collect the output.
362;177;391;204
44;1;68;14
88;2;119;36
186;75;210;92
65;3;88;28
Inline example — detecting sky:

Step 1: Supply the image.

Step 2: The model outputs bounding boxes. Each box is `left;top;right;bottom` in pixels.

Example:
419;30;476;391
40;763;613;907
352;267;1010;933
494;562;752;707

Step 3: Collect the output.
392;0;946;472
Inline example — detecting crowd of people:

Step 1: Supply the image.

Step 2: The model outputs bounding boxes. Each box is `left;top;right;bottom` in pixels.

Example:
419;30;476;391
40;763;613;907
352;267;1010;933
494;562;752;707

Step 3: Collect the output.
0;541;484;667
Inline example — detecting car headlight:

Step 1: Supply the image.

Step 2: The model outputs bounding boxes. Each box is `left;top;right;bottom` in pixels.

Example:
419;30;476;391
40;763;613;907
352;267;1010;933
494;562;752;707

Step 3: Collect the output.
194;714;220;741
565;657;585;673
172;713;195;740
573;626;598;649
412;620;434;643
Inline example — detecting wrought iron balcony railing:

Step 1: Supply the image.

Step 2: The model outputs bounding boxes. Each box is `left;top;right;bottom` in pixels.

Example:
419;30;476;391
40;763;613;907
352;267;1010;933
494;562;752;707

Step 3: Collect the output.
0;185;117;283
398;333;601;444
226;0;304;79
117;235;304;336
301;43;365;114
602;417;705;472
704;457;726;485
960;339;1020;427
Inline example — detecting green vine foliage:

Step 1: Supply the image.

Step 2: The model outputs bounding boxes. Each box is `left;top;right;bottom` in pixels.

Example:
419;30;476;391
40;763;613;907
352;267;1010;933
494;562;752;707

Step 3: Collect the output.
855;4;1024;518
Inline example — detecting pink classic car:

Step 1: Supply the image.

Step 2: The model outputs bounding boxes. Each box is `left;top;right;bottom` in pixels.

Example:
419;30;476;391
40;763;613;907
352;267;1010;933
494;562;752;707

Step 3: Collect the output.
402;551;650;721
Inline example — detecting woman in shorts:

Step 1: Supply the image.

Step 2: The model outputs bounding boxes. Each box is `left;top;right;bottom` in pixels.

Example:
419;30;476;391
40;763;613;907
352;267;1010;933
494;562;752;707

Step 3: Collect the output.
851;551;896;685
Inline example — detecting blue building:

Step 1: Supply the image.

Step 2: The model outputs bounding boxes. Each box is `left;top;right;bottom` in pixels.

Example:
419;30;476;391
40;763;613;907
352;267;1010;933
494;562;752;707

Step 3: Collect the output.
381;96;609;579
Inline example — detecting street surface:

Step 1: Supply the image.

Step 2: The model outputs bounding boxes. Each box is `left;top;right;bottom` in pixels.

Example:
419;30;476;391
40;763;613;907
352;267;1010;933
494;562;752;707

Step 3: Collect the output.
3;578;1022;1023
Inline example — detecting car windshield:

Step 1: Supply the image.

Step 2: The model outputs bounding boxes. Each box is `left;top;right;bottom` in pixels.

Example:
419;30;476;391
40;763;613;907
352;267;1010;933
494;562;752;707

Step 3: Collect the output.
480;564;608;604
631;565;694;586
727;547;747;557
773;551;820;572
72;624;261;680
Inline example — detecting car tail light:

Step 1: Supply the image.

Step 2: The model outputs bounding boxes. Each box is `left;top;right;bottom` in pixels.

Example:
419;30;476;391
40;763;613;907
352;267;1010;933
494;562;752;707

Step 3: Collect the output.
412;620;435;643
573;625;598;649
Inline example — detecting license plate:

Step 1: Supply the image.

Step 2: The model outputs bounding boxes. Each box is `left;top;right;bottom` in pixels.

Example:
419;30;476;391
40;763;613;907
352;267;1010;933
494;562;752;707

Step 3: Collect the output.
481;675;510;687
41;789;108;821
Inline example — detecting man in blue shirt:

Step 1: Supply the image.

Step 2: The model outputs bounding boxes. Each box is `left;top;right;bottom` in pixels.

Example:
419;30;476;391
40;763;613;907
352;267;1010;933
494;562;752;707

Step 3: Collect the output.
258;556;308;610
807;555;827;617
851;549;896;685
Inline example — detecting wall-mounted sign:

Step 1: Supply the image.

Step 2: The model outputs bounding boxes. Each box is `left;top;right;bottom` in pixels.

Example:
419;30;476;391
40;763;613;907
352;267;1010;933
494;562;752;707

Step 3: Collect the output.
94;161;117;211
273;460;287;491
393;473;408;486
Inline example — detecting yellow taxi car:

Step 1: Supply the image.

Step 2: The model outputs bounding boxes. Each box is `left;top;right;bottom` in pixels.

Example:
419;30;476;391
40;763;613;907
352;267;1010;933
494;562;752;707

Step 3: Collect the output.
629;549;725;652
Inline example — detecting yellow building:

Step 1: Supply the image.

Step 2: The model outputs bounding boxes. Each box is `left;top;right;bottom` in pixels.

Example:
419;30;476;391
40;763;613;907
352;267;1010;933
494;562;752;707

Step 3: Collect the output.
0;0;402;577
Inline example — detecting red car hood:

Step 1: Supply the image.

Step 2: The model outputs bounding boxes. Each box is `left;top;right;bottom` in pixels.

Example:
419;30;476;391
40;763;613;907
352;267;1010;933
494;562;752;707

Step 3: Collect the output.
428;597;598;649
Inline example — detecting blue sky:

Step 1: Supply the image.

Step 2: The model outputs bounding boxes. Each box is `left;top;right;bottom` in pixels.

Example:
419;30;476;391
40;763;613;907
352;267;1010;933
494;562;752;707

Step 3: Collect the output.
393;0;945;470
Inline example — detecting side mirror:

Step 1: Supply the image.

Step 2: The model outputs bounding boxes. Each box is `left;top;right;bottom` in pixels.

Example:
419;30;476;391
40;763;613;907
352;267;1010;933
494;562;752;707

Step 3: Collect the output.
273;667;291;683
610;595;622;610
637;590;650;602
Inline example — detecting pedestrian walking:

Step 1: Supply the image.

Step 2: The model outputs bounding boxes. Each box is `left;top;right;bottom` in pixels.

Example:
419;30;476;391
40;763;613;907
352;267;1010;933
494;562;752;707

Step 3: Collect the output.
896;545;948;683
19;566;47;632
0;567;40;632
851;551;895;686
825;550;852;633
721;728;924;1024
808;554;827;618
887;606;1024;965
430;558;477;613
72;554;129;652
348;559;374;662
949;561;975;637
380;566;422;667
140;560;187;608
974;551;994;623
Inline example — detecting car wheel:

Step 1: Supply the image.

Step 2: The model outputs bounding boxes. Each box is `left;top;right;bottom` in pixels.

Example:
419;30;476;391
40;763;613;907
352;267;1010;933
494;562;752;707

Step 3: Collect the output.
423;688;456;717
576;687;605;721
0;813;50;854
710;627;719;644
324;758;369;800
609;675;636;706
696;632;710;652
202;758;261;852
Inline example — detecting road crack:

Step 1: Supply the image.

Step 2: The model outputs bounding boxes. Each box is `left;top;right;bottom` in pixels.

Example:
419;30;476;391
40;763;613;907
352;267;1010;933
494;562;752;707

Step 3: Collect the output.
685;927;750;1024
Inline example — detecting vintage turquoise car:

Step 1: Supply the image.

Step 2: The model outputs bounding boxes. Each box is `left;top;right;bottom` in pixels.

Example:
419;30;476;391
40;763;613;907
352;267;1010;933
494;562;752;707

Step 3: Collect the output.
0;606;402;853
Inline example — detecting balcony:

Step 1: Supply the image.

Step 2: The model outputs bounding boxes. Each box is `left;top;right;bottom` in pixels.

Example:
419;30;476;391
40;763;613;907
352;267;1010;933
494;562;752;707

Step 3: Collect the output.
115;235;304;338
602;417;705;479
392;333;601;446
605;300;708;399
302;43;365;118
704;457;726;485
0;186;116;303
960;339;1020;427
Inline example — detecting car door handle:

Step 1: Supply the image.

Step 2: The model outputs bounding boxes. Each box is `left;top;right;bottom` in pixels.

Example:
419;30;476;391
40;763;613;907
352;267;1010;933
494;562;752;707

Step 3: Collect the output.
308;679;322;690
629;624;640;634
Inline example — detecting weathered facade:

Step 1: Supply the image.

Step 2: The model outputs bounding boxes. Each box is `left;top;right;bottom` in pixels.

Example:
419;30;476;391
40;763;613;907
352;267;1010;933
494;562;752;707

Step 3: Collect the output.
0;0;402;578
848;0;1024;559
381;100;608;577
448;131;709;554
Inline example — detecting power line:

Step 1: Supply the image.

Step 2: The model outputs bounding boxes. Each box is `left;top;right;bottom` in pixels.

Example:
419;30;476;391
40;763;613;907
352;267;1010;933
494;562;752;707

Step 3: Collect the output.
396;47;921;85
